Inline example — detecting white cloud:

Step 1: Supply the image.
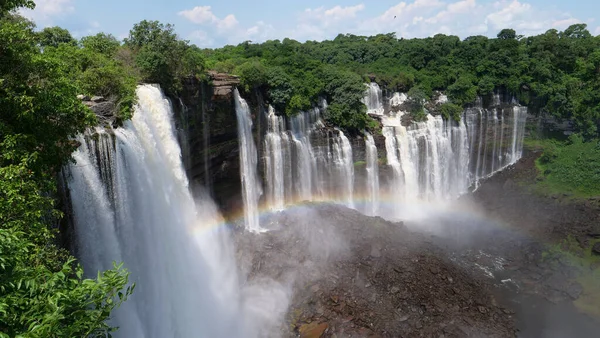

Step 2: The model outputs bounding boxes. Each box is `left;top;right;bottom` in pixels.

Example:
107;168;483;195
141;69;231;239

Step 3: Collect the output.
552;18;582;29
179;6;216;24
188;30;214;47
178;6;238;32
240;21;275;42
181;0;587;47
293;4;367;40
595;26;600;36
353;0;582;39
18;0;75;26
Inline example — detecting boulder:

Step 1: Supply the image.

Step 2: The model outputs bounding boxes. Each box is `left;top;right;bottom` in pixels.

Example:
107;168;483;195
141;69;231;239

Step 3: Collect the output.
77;94;90;101
299;322;328;338
91;96;106;103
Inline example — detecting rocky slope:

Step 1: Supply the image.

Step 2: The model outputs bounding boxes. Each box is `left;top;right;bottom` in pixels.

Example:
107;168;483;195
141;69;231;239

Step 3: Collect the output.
234;204;516;338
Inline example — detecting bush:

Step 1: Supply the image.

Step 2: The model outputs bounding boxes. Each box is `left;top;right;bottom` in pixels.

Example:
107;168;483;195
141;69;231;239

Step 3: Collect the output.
440;102;463;122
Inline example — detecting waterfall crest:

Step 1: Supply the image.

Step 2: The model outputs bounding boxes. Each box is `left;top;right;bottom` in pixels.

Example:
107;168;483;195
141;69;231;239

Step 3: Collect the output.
66;85;246;337
381;97;528;207
262;105;355;210
363;82;384;116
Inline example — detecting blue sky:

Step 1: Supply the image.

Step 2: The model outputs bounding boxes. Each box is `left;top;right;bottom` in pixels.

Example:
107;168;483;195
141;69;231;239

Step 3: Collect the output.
19;0;600;48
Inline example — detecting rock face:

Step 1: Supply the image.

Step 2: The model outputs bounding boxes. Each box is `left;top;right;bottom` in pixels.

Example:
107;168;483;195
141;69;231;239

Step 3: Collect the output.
79;95;116;126
175;76;244;211
592;243;600;256
208;71;240;100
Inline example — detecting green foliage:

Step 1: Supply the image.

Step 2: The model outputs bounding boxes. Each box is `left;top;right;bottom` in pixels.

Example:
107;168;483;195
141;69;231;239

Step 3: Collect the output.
42;37;138;121
80;33;120;57
440;103;463;122
534;134;600;198
125;20;205;94
265;66;293;113
447;75;477;106
37;26;75;48
0;12;131;336
201;24;600;134
236;60;267;92
0;0;34;15
406;86;428;121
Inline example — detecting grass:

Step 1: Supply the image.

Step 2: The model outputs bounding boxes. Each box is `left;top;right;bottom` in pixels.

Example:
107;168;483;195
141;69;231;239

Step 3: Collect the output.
542;236;600;318
526;134;600;199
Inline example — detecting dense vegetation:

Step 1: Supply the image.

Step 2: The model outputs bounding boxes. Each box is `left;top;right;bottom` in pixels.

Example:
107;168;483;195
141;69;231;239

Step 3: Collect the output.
206;26;600;137
0;3;135;336
527;134;600;198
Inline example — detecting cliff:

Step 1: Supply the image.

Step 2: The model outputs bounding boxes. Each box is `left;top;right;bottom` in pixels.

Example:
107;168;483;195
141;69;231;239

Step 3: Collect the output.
173;78;532;221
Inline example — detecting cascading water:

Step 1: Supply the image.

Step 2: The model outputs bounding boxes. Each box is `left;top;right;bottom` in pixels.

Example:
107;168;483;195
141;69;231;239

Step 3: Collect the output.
66;85;249;338
263;106;286;211
363;82;385;115
262;104;356;209
331;130;354;207
234;89;262;232
381;94;527;208
257;86;527;224
364;132;380;216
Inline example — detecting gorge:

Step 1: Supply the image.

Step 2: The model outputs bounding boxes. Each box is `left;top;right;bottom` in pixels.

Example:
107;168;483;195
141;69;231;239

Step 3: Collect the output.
61;79;533;336
3;2;600;335
173;78;528;229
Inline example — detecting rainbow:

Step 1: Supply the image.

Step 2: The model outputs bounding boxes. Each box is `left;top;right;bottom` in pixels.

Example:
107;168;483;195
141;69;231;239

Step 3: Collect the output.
190;188;527;243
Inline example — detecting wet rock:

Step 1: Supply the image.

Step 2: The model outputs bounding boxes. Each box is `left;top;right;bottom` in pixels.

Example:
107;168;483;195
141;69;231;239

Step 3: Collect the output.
592;243;600;256
299;322;328;338
370;245;382;258
77;94;90;100
91;96;105;103
566;282;583;300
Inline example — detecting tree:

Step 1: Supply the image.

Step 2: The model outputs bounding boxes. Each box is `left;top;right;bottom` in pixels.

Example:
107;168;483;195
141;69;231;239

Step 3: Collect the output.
38;26;76;48
125;20;199;93
0;0;33;15
81;32;120;57
1;13;132;336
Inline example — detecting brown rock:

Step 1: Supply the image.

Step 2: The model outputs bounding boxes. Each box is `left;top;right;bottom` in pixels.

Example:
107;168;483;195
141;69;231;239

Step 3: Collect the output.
208;71;240;100
299;322;328;338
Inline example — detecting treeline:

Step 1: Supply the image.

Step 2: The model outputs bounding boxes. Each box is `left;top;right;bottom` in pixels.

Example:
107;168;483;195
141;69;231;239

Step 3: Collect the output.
207;25;600;137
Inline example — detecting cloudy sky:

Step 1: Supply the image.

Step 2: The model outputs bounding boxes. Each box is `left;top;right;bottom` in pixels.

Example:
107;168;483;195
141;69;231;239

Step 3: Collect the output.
18;0;600;47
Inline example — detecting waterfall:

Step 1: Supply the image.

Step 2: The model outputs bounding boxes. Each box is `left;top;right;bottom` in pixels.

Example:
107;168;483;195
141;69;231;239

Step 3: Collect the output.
264;106;286;210
381;98;528;208
365;132;379;216
332;130;354;207
465;105;528;184
234;89;262;232
363;82;384;115
66;85;245;337
262;104;358;209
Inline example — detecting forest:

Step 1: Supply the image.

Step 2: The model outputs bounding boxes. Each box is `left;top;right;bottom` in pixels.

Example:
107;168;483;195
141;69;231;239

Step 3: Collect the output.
1;0;600;335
